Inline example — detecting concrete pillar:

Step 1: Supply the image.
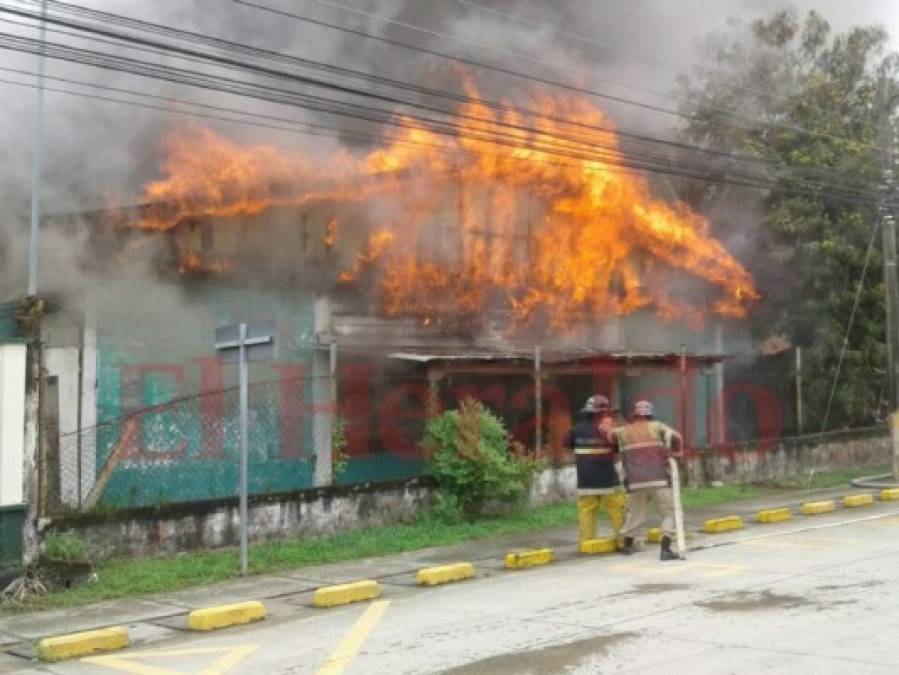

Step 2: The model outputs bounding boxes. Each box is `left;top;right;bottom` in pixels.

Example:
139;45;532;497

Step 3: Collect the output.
20;342;41;566
312;345;334;487
312;295;334;487
713;322;726;445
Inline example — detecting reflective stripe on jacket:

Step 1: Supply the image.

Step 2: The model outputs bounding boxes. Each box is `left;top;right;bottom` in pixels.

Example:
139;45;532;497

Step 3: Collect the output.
613;420;680;491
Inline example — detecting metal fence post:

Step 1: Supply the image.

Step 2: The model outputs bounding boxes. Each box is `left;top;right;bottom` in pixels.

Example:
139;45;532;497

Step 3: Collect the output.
238;322;248;575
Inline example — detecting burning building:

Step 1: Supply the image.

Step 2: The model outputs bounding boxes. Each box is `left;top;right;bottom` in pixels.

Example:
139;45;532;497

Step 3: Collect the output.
17;82;759;513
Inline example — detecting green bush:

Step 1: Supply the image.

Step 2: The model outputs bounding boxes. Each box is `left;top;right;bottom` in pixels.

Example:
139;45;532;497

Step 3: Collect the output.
43;532;94;564
423;397;541;520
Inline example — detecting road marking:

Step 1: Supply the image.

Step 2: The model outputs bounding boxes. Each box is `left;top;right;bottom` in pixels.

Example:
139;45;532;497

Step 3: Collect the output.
82;644;257;675
316;600;391;675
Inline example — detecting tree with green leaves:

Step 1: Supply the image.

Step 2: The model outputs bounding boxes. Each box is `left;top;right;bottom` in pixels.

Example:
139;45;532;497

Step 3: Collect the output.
679;9;899;430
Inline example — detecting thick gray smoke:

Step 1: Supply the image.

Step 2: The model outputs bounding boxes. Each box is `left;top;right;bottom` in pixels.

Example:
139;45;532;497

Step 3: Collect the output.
0;0;895;323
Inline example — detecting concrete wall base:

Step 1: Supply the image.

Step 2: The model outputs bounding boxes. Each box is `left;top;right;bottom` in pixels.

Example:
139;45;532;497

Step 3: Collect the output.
47;428;889;559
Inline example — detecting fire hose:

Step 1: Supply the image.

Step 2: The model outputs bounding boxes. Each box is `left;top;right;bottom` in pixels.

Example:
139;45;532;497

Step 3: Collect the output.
850;473;899;489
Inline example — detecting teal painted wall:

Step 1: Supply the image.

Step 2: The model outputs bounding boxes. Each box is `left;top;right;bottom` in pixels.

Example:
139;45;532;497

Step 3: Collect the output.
93;284;317;509
0;301;17;340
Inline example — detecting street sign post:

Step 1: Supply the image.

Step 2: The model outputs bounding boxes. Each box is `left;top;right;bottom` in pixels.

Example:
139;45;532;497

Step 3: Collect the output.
215;320;276;574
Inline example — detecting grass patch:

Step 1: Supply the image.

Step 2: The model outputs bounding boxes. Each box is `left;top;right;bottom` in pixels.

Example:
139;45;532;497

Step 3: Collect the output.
42;532;94;564
3;468;879;613
681;483;778;508
4;501;575;613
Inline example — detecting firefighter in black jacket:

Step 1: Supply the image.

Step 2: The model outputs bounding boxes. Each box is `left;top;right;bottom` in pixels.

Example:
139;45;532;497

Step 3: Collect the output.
565;395;627;545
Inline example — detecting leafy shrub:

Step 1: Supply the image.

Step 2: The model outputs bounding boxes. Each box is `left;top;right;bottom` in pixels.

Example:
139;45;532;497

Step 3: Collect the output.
423;397;541;520
43;532;94;564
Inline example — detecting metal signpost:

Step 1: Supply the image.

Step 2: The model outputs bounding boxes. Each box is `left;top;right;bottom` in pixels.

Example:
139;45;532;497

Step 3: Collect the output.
215;320;276;574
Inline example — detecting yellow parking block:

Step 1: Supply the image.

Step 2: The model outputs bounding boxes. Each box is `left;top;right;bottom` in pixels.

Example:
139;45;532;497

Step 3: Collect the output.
579;537;617;555
417;563;475;587
37;627;129;662
801;500;836;515
647;528;662;543
187;600;266;631
704;515;743;533
843;494;874;508
757;507;792;523
313;580;381;608
880;488;899;501
504;548;554;569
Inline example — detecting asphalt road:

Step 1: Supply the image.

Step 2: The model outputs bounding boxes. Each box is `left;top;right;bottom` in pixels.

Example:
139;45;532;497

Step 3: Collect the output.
9;505;899;674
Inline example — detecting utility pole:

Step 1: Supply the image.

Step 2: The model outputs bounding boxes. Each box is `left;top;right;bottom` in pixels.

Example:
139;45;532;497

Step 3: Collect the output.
28;0;47;297
878;71;899;481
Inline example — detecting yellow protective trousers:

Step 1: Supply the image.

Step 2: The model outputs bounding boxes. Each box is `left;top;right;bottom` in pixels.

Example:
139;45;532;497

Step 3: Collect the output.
577;491;628;542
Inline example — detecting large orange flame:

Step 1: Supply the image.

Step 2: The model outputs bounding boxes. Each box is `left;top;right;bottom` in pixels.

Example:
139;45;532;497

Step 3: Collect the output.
137;81;758;328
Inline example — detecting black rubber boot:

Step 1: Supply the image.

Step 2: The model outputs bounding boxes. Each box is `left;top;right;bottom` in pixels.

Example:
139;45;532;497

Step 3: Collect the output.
660;536;678;561
620;537;635;555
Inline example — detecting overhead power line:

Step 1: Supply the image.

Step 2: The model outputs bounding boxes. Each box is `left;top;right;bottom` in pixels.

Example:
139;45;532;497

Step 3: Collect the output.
0;27;881;204
19;0;883;159
0;0;881;200
4;0;822;175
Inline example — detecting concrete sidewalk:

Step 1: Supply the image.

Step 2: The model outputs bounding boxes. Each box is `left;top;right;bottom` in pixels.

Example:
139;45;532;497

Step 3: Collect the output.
0;483;875;659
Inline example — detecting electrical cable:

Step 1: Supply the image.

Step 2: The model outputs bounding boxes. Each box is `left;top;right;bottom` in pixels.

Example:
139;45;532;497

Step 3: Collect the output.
0;31;881;205
807;209;883;488
0;13;881;201
3;0;866;189
13;0;884;165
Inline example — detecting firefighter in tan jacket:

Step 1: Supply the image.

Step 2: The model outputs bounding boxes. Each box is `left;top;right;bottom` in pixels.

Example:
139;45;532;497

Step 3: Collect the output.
611;400;683;561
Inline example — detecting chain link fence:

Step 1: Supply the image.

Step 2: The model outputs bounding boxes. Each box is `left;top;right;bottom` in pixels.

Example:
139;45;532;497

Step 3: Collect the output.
40;354;883;517
50;377;326;514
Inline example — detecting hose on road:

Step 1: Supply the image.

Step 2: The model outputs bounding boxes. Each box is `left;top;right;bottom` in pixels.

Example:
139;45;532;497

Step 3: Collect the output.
850;473;899;489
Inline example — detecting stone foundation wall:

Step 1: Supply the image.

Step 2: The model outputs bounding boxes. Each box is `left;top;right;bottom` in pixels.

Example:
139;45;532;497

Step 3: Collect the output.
48;478;434;559
686;427;889;486
46;427;889;558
